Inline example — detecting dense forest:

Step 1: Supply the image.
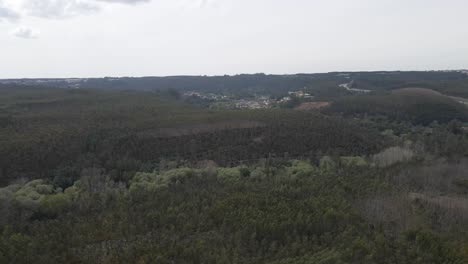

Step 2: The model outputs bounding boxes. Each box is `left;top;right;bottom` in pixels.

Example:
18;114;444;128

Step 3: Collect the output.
1;72;468;263
326;88;468;125
0;86;385;185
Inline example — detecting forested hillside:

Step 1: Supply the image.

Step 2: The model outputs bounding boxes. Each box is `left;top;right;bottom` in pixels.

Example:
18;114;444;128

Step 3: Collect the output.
0;86;385;185
1;81;468;263
327;88;468;125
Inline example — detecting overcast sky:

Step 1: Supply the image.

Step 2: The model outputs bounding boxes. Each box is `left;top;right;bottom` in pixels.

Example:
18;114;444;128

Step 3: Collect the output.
1;0;467;78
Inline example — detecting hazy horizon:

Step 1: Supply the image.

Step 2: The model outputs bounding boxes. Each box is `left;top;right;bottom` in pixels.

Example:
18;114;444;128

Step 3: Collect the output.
1;68;468;80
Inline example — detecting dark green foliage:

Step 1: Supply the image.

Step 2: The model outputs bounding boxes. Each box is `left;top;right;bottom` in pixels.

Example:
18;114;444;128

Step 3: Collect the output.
0;87;386;185
327;92;468;125
347;71;468;96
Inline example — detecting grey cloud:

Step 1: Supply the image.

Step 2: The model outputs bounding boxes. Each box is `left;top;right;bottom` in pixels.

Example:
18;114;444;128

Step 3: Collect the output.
0;1;20;21
10;26;39;39
23;0;100;19
95;0;150;4
19;0;151;19
1;0;151;22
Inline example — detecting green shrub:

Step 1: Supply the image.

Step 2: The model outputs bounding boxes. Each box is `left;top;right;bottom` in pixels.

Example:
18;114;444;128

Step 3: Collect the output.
35;184;54;195
40;193;72;216
340;156;368;167
217;168;242;183
286;160;316;178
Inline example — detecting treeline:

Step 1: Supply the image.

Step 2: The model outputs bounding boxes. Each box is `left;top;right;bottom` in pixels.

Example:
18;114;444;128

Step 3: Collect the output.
4;71;468;98
2;73;346;98
348;71;468;97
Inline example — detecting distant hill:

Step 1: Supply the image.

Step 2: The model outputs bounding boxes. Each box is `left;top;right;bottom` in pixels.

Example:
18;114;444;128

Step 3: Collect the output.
2;70;468;98
0;74;332;98
327;87;468;125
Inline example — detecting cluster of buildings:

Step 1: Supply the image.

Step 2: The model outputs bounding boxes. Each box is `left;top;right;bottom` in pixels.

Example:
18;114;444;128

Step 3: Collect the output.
184;91;273;109
183;91;228;101
278;90;315;103
288;90;314;99
234;98;272;109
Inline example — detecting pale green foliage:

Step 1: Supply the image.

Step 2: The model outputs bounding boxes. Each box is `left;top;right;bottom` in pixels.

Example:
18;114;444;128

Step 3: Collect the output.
35;184;54;195
250;167;267;180
286;160;316;179
160;168;197;185
40;193;72;215
320;156;336;171
217;167;242;182
340;156;368;167
64;185;80;200
130;168;199;194
1;184;22;193
24;179;44;188
129;172;160;194
381;129;395;137
0;179;70;217
11;180;53;211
